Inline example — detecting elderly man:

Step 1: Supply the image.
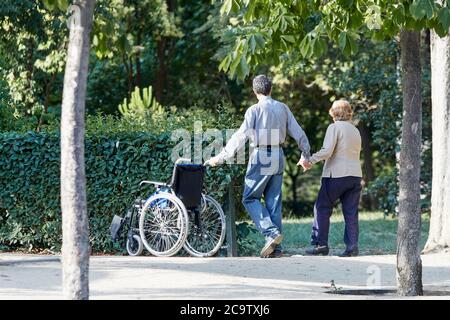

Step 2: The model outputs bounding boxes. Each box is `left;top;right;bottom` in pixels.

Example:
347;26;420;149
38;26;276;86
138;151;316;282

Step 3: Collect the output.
209;75;311;258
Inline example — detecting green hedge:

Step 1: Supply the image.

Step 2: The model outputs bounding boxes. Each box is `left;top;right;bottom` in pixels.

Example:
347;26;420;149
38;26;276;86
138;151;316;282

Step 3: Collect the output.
0;131;244;253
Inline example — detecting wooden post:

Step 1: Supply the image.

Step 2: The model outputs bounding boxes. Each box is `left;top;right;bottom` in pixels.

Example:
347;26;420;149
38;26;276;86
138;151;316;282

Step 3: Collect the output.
225;182;237;257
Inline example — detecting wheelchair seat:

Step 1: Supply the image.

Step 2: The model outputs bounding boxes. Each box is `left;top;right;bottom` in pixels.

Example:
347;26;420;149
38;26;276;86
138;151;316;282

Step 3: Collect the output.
171;164;205;210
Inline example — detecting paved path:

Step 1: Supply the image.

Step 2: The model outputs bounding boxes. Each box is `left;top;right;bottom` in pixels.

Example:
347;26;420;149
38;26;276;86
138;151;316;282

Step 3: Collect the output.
1;253;450;299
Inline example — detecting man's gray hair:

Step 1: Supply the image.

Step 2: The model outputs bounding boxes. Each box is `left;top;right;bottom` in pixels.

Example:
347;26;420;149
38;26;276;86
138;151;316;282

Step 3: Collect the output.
252;75;272;96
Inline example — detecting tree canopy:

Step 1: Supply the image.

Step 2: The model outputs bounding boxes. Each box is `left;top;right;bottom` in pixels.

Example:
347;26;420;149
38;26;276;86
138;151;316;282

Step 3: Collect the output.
218;0;450;79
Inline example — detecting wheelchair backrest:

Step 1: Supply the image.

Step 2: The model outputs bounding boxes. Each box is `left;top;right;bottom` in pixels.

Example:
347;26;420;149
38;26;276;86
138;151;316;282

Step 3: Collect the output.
171;164;204;209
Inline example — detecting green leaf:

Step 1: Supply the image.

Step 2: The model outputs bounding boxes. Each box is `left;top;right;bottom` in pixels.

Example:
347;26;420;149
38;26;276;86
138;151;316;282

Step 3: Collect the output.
338;32;358;56
280;16;288;32
220;0;233;16
42;0;57;11
220;0;240;15
218;55;232;72
272;17;280;32
236;56;249;80
229;52;242;79
350;10;364;29
338;32;347;52
231;0;241;13
338;0;354;10
299;35;310;58
281;35;295;44
57;0;69;11
103;21;115;36
410;0;435;20
348;35;358;54
312;38;321;57
405;15;424;30
254;33;265;49
438;7;450;30
285;16;295;26
249;35;256;52
243;0;257;23
433;22;448;37
313;37;327;57
392;3;406;25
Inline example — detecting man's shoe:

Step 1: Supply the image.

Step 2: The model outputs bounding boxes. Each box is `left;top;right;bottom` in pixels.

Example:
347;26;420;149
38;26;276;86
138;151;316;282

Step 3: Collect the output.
305;245;329;256
338;248;359;257
260;234;283;257
262;250;283;258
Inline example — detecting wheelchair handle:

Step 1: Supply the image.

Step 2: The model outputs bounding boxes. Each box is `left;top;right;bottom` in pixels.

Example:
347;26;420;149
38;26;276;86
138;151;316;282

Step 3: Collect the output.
175;157;191;165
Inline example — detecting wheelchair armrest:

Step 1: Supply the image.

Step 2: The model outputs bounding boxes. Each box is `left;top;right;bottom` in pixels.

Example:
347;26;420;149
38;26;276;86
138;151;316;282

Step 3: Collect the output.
139;180;168;188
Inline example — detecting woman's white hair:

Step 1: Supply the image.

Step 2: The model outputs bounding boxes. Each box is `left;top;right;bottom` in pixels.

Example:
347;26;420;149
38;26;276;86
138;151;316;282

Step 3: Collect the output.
329;99;353;121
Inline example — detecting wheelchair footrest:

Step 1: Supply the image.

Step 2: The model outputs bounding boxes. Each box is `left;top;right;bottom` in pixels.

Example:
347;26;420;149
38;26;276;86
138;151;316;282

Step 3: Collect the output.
110;215;125;241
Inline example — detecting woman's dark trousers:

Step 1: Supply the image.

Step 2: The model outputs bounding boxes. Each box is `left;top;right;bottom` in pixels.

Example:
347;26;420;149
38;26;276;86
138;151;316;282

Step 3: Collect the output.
311;176;362;251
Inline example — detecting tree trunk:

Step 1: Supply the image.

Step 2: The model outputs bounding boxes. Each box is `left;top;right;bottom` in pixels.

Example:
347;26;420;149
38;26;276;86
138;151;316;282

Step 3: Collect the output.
122;53;132;95
424;28;450;253
60;0;95;300
396;30;423;296
155;38;167;102
25;37;35;114
135;30;142;89
37;73;57;131
154;0;176;103
287;172;298;205
292;175;298;205
358;122;377;210
129;56;134;92
359;123;375;183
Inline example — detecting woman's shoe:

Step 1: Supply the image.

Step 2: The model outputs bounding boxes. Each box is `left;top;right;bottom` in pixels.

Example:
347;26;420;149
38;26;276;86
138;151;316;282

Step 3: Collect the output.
305;245;329;256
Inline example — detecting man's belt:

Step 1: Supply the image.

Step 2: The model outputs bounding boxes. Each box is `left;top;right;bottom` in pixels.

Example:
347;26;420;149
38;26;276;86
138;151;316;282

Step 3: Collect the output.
255;145;282;151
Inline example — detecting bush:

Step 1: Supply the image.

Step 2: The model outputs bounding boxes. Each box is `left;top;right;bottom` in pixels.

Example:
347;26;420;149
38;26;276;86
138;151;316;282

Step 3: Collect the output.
235;221;260;256
366;170;399;216
0;128;245;253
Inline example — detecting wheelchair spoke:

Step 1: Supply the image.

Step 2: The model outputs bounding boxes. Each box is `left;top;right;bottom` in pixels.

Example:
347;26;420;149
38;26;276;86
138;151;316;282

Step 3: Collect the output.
184;195;226;257
140;193;188;256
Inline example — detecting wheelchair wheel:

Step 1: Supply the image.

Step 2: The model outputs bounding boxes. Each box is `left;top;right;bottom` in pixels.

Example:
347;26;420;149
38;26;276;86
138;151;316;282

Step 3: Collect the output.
183;195;226;257
126;234;144;256
139;192;188;257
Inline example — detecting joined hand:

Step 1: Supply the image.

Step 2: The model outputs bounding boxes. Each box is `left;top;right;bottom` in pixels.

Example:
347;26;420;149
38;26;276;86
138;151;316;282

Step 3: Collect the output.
297;158;312;172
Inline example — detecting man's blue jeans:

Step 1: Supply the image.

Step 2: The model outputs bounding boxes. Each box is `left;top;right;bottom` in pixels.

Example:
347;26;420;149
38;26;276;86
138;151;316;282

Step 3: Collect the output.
242;148;284;252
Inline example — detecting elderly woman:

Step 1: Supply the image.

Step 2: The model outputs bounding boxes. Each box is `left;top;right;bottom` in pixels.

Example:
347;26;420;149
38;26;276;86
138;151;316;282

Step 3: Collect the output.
301;100;362;257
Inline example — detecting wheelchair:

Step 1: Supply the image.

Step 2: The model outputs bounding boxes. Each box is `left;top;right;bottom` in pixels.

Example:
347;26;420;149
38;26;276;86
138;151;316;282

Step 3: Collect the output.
110;158;226;257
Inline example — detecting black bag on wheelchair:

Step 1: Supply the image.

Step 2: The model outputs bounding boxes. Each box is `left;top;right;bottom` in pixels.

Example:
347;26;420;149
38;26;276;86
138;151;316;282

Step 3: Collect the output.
110;215;125;241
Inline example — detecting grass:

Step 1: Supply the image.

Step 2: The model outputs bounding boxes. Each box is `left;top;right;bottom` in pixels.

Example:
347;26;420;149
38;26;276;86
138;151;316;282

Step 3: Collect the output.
241;211;430;256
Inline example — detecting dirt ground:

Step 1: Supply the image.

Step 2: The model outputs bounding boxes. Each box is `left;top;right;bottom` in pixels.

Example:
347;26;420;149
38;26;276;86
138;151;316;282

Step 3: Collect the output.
1;252;449;299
